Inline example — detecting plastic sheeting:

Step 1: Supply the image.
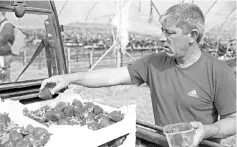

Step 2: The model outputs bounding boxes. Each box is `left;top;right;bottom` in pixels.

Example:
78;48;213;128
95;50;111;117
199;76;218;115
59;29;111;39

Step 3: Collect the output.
55;0;236;37
2;0;235;37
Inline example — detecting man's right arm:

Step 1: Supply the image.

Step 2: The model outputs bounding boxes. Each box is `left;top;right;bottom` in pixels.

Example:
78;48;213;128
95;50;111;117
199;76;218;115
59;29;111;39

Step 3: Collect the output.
40;66;133;94
40;54;153;94
68;66;133;87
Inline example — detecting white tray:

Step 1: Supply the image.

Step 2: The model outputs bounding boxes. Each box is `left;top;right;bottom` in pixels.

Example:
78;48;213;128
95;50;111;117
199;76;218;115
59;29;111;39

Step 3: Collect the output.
23;92;136;147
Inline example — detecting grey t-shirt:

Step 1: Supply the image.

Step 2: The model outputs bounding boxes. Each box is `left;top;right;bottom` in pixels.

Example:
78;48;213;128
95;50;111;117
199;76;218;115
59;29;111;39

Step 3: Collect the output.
127;52;236;126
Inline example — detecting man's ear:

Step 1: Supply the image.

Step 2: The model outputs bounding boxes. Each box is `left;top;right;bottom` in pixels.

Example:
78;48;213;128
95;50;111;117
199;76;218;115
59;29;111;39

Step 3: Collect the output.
189;29;199;43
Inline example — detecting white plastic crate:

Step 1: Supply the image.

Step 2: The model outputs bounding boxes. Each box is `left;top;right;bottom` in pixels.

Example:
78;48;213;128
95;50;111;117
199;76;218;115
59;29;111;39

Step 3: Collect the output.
0;100;52;146
0;100;48;129
22;92;136;147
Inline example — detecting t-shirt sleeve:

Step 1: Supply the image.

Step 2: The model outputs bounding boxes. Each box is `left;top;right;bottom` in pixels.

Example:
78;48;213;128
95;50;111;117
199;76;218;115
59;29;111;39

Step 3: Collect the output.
0;23;14;44
127;55;151;86
214;68;236;116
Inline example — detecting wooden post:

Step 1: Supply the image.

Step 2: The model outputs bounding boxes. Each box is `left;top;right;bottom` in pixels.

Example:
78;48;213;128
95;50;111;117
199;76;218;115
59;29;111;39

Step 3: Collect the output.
116;48;122;68
141;50;144;58
138;0;141;12
21;48;24;66
23;47;26;66
67;47;71;73
76;46;79;62
113;48;123;97
121;51;124;66
89;47;94;69
88;50;90;68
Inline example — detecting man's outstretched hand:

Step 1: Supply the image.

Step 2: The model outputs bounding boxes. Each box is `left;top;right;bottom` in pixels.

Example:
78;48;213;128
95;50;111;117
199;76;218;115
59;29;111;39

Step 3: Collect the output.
40;75;70;95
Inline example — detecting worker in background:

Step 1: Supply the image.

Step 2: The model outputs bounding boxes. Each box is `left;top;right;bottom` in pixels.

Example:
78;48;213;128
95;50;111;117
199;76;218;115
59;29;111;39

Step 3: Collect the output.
0;12;14;83
40;3;236;147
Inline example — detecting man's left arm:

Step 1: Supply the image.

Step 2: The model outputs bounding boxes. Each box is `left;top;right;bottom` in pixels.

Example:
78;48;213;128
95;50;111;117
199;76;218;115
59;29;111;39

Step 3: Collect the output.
190;67;236;146
207;67;237;139
190;112;236;147
204;112;236;139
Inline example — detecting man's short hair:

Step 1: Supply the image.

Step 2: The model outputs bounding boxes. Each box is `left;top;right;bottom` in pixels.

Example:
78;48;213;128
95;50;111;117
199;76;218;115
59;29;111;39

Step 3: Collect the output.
160;3;205;43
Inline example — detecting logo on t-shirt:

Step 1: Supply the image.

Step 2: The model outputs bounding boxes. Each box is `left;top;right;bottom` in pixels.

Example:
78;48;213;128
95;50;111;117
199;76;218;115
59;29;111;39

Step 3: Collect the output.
187;89;198;98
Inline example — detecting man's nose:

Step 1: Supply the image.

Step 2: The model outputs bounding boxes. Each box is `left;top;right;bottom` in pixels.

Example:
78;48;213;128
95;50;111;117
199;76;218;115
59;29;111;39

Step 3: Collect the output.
160;32;167;42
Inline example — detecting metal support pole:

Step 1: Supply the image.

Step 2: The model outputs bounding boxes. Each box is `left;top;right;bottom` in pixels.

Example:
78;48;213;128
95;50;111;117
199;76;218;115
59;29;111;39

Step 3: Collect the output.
89;43;115;71
150;0;160;16
205;1;218;16
125;51;136;61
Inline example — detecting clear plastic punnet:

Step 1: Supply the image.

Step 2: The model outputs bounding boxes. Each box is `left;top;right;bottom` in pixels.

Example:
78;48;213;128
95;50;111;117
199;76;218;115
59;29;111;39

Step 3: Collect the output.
163;122;195;147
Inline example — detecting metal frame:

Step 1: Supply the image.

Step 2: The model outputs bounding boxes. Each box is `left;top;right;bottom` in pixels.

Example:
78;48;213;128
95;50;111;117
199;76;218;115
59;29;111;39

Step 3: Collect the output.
50;1;67;74
0;0;67;100
0;4;52;15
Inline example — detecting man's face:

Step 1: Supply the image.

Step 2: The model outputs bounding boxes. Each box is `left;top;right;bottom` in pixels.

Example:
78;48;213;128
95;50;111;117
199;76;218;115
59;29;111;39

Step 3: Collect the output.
160;18;191;58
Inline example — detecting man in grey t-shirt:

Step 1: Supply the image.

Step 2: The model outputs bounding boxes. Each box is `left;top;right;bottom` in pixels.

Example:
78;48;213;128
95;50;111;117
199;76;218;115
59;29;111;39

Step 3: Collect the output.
40;3;236;147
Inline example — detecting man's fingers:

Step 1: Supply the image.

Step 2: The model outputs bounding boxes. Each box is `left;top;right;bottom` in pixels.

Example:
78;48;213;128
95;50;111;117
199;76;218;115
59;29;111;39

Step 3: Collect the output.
190;122;197;127
40;78;57;91
40;75;67;95
40;79;51;91
190;121;201;129
51;83;65;95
